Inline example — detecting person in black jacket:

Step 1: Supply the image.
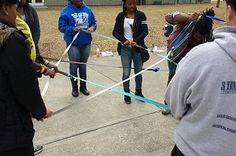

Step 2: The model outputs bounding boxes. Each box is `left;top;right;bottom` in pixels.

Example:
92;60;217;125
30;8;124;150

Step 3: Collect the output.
17;1;57;154
17;0;40;58
17;0;56;80
0;1;52;155
113;0;148;104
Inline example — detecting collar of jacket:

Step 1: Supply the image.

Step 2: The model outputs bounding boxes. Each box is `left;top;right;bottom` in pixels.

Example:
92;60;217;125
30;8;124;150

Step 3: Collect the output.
0;21;17;49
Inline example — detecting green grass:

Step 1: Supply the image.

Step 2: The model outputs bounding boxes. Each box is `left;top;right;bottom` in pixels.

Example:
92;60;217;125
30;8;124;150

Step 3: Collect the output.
37;2;226;59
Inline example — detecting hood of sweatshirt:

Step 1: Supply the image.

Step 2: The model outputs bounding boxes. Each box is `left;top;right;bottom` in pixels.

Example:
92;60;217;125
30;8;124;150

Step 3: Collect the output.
214;26;236;62
68;2;85;11
0;22;16;49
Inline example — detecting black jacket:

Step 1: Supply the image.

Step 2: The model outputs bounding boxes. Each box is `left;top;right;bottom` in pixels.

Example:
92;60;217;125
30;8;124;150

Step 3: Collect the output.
23;4;40;57
112;10;148;47
0;21;46;151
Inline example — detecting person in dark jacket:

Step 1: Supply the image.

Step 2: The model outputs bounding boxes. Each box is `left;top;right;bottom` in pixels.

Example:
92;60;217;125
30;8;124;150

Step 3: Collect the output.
17;2;56;154
17;0;40;57
113;0;148;104
0;0;52;155
17;0;56;80
58;0;97;98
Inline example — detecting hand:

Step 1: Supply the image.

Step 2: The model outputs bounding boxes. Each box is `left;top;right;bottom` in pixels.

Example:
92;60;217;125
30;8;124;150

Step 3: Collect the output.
40;109;53;121
44;109;53;119
87;26;94;33
123;40;130;46
130;41;137;47
190;12;200;20
47;63;58;72
46;68;56;78
74;26;81;32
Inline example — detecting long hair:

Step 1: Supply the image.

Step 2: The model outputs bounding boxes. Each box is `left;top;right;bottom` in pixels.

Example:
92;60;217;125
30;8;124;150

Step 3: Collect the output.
194;8;215;35
122;0;126;12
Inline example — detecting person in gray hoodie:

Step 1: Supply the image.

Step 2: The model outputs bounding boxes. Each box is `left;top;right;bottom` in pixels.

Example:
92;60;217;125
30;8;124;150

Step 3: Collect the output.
165;0;236;155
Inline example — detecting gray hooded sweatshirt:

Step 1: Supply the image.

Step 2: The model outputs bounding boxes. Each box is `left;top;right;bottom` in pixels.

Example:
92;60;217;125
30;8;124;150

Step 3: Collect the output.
165;26;236;156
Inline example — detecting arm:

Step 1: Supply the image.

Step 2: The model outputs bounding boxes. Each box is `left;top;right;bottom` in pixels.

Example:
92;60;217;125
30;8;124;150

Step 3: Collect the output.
58;12;75;35
89;9;97;31
112;13;128;44
165;12;200;25
134;12;149;43
30;6;40;46
6;34;47;120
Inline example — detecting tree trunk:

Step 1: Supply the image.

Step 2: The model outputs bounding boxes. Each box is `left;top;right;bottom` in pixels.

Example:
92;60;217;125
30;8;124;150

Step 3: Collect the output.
216;0;220;8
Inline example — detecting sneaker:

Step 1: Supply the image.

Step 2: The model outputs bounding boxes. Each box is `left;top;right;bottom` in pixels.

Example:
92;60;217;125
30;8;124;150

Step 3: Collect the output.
162;101;171;115
34;145;43;155
161;109;171;115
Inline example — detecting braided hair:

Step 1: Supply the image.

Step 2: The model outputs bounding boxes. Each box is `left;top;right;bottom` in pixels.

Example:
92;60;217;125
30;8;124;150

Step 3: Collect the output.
194;8;215;35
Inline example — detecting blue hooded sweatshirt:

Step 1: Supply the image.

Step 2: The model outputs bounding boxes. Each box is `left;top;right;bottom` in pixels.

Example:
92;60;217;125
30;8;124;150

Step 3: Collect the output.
58;2;97;46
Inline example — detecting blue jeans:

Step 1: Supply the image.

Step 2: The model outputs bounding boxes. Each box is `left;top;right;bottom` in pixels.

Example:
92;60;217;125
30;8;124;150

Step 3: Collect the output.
68;44;91;80
121;46;143;91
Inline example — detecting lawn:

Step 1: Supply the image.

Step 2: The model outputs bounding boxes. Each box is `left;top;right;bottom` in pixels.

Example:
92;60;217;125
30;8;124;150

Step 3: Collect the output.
37;2;226;59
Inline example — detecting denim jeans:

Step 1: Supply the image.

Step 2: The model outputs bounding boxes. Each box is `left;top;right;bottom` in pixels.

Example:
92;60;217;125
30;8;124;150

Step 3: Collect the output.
68;44;91;80
121;46;143;91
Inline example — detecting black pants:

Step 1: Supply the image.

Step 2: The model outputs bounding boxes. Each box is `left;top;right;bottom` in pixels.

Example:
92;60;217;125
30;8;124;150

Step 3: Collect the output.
0;142;34;156
171;145;185;156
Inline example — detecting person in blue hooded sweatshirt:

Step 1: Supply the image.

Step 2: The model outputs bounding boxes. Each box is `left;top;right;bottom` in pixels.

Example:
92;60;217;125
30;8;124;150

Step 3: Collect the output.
58;0;96;97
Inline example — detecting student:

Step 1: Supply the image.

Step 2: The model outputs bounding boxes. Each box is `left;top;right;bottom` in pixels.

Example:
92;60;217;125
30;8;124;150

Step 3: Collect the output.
58;0;97;97
16;9;57;155
113;0;148;104
16;15;57;79
17;0;40;58
162;8;215;115
0;0;52;155
165;0;236;155
17;0;57;80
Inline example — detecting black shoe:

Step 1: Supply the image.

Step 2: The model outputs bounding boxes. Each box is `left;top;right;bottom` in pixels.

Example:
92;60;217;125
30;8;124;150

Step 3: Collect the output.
34;145;43;155
124;95;131;104
135;89;145;102
71;80;79;97
72;88;79;97
80;81;90;96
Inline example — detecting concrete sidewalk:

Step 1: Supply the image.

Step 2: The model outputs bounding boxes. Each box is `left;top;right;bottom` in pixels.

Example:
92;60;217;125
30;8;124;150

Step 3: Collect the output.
35;52;176;156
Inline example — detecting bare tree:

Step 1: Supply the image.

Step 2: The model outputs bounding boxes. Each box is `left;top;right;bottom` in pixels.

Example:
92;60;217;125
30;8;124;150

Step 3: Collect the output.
216;0;220;8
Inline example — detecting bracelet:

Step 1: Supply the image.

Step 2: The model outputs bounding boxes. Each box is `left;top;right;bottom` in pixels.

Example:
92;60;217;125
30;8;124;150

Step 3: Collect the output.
44;60;50;66
40;65;47;74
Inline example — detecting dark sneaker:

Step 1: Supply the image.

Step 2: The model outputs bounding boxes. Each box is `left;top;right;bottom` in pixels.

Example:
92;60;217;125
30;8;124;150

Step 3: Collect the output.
124;95;131;104
34;145;43;155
